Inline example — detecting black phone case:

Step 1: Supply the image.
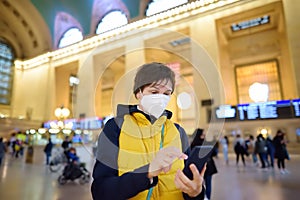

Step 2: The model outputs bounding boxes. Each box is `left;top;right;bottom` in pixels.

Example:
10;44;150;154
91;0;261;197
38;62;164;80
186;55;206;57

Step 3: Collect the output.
183;145;214;179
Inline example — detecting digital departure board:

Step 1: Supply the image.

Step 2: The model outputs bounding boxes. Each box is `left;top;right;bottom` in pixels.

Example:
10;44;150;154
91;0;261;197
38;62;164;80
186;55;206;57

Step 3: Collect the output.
43;117;103;130
292;99;300;117
215;105;236;119
237;100;293;120
214;99;299;121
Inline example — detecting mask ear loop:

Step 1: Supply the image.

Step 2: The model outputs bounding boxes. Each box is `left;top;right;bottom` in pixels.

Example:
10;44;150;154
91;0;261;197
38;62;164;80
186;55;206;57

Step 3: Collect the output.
137;89;143;111
139;89;143;97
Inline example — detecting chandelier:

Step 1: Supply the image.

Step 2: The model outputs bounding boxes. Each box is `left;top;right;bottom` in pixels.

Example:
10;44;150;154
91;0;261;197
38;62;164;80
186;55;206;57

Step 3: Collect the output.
49;106;73;131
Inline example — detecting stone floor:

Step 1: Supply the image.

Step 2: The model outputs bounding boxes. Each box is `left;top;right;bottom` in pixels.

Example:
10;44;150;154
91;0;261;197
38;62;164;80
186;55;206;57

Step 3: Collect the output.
0;145;299;200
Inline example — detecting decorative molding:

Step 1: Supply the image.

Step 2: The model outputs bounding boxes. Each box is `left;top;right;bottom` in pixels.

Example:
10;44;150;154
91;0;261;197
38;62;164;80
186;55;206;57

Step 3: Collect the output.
15;0;241;70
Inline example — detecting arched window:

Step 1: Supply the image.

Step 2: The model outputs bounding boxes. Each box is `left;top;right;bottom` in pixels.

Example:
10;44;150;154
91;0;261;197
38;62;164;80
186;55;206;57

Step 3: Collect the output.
96;10;128;34
0;40;14;105
145;0;188;16
54;12;84;48
235;60;282;103
58;28;83;48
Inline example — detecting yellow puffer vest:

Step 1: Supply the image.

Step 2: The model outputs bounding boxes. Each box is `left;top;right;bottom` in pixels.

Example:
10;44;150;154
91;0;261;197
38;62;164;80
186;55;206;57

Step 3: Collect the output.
118;113;184;200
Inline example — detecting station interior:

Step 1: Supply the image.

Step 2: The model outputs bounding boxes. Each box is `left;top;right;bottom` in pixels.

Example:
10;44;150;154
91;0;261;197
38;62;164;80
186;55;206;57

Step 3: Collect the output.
0;0;300;199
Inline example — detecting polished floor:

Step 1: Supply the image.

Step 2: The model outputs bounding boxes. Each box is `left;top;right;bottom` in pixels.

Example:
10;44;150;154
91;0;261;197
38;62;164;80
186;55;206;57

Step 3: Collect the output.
0;145;300;200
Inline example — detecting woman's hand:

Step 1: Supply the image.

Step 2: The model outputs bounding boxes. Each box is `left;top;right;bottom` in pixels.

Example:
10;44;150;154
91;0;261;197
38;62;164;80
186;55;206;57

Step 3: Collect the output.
148;146;187;179
174;163;206;197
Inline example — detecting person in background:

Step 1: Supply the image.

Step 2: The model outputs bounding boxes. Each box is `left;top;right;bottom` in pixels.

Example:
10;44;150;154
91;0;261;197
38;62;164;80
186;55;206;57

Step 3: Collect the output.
191;129;218;200
61;136;72;151
43;138;53;165
266;135;275;168
14;139;22;158
245;135;258;166
233;134;246;166
67;147;80;164
9;133;16;156
220;135;229;165
255;134;268;169
273;130;289;174
91;62;206;200
213;136;219;158
0;137;7;166
16;131;26;156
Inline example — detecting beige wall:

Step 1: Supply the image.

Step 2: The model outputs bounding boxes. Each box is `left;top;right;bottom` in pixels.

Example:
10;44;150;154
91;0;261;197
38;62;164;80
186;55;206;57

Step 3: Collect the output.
54;61;78;114
282;0;300;96
12;63;52;121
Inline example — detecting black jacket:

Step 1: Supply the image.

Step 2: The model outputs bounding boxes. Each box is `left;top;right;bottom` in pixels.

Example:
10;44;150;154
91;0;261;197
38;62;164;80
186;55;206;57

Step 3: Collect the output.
273;135;287;160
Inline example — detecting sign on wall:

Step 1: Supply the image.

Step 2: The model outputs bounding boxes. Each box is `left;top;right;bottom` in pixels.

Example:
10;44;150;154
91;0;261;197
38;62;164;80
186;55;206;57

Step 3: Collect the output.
214;99;300;121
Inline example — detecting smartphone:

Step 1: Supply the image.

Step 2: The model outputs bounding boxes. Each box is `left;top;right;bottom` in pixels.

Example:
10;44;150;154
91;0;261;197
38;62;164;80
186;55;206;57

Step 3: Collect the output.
183;145;214;179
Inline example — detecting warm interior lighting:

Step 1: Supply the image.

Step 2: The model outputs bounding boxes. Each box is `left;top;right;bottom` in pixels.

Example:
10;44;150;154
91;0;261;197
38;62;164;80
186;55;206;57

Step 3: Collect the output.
49;128;60;134
29;129;36;134
259;128;269;137
177;92;192;109
69;75;80;86
0;113;8;118
38;128;47;134
249;82;269;102
54;106;70;120
50;106;73;130
62;129;72;134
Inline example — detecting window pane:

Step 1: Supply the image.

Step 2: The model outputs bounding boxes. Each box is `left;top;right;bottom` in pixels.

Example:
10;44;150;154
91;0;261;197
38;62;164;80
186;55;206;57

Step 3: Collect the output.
0;43;13;59
58;28;83;48
236;60;281;103
0;89;8;95
96;11;128;34
0;41;14;105
146;0;188;16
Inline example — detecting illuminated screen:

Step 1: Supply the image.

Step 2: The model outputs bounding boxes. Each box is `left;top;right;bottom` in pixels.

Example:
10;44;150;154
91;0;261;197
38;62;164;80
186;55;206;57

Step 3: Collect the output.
292;99;300;117
237;100;292;120
214;99;299;121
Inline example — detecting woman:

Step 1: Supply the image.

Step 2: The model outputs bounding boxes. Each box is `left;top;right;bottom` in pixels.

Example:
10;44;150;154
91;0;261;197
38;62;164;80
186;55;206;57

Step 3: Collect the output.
234;134;246;166
191;129;218;200
220;135;229;165
273;130;289;174
91;63;206;200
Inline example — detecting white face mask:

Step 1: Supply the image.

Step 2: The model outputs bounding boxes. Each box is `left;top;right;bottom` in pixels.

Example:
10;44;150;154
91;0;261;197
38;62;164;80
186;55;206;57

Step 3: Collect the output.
140;94;171;118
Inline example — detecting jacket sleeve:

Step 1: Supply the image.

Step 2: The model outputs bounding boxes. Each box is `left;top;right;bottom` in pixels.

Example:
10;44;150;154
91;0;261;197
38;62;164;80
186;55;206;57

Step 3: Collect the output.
176;124;205;200
175;123;190;154
182;187;205;200
91;118;158;200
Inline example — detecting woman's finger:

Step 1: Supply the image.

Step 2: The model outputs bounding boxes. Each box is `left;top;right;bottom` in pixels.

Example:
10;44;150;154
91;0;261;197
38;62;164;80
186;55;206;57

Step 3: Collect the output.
175;170;190;193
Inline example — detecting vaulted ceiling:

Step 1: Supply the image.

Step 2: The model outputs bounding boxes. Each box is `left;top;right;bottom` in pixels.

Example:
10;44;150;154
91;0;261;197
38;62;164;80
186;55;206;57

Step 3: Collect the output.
0;0;51;59
0;0;151;59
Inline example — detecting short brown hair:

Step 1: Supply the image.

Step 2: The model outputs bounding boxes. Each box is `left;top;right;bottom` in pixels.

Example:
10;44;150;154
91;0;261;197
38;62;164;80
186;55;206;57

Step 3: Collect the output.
133;62;175;96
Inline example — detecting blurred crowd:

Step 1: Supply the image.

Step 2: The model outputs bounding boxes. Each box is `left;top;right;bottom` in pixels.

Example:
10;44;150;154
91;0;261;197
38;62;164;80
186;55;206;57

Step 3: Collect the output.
219;129;290;174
